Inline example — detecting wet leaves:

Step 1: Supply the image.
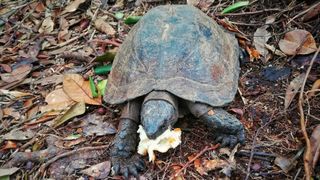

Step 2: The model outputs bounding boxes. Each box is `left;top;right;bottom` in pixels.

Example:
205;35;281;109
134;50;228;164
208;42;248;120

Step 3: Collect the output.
279;30;317;55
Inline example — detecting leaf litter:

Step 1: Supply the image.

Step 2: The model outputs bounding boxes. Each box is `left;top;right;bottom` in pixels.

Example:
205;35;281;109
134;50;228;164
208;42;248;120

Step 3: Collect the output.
0;0;319;179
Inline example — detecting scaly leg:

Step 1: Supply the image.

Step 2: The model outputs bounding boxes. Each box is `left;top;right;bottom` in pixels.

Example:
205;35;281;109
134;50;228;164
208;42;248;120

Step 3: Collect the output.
186;102;245;147
110;100;145;178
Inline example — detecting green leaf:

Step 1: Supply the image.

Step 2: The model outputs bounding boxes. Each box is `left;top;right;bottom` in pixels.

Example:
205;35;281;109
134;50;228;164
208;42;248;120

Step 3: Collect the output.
115;12;124;20
95;51;117;62
221;1;249;14
53;102;86;128
97;79;108;96
94;65;112;75
124;16;141;25
89;76;98;98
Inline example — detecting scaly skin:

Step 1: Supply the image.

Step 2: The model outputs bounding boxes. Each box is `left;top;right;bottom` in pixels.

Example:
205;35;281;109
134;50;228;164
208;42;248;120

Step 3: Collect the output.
110;119;145;178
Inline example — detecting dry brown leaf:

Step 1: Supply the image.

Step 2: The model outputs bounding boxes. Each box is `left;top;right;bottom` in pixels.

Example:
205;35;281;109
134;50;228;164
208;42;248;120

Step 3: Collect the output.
0;89;32;98
0;63;12;72
302;2;320;22
53;101;86;128
40;88;75;115
170;165;184;180
253;25;271;61
310;125;320;168
1;141;17;150
94;18;116;36
80;161;111;179
58;17;70;42
39;17;54;33
0;64;32;83
3;108;20;120
308;79;320;98
284;73;306;110
33;74;63;86
61;0;86;14
279;29;317;55
63;74;101;105
27;106;39;120
203;159;229;171
35;2;46;13
246;46;260;61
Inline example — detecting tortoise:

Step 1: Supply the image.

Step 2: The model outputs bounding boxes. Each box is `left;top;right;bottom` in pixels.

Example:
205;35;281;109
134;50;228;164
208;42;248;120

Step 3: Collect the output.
104;5;245;177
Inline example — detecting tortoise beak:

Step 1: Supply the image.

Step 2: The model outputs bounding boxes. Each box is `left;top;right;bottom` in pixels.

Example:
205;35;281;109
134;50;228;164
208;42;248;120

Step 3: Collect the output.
145;127;159;140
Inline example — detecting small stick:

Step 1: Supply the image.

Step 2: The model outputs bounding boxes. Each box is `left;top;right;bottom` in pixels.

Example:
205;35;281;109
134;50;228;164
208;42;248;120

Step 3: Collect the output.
215;8;281;16
174;144;220;177
90;39;121;47
298;46;320;179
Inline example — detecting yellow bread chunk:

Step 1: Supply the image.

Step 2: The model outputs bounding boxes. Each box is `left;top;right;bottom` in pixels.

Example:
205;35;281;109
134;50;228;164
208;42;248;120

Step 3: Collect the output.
137;125;182;162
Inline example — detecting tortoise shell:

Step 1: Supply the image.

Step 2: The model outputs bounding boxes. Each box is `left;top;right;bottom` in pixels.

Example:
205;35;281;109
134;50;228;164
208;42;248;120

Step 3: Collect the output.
104;5;240;107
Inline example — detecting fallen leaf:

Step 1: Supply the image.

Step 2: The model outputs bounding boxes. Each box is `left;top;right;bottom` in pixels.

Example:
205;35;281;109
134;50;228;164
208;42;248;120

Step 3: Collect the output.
279;29;317;55
61;0;86;15
94;18;116;36
33;74;63;86
53;102;86;128
310;125;320;168
170;165;184;180
0;64;32;83
58;17;70;42
1;141;17;150
308;79;320;98
253;25;271;62
3;130;35;141
284;73;306;110
80;161;111;179
264;44;286;57
63;74;101;105
35;2;46;13
3;108;20;120
275;148;304;173
63;137;86;147
82;114;117;136
229;108;244;117
302;2;320;22
188;155;206;175
0;64;12;72
97;79;107;96
124;16;142;25
0;167;19;177
40;88;75;115
39;17;54;33
246;46;260;61
0;89;32;98
27;106;39;120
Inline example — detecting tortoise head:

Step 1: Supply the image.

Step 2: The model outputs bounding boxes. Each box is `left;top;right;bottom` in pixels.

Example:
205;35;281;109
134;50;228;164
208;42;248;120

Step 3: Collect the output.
141;100;177;139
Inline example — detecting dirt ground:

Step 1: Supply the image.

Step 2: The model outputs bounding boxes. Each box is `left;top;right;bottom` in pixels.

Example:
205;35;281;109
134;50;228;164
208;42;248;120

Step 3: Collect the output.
0;0;319;179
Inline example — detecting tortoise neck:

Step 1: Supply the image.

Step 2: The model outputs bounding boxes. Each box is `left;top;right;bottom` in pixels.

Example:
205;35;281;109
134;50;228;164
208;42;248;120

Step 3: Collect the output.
143;91;178;114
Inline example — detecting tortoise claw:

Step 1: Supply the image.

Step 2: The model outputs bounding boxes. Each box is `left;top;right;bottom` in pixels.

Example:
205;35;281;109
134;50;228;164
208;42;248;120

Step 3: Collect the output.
111;154;145;179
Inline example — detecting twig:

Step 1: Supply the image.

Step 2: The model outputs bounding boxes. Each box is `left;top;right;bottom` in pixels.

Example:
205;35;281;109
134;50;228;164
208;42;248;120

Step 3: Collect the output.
287;2;320;25
47;31;89;50
298;46;320;179
245;113;275;180
34;144;110;178
90;39;121;47
174;144;220;177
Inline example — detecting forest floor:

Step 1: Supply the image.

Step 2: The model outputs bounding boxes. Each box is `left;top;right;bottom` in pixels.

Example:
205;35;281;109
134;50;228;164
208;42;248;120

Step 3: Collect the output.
0;0;319;179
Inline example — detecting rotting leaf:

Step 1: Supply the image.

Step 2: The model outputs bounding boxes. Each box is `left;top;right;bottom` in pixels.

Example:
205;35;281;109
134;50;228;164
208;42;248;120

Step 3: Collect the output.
308;79;320;98
94;18;116;36
221;1;249;14
40;88;75;115
0;167;19;178
279;29;317;55
53;102;86;128
3;130;35;141
284;73;306;110
0;90;32;99
63;74;101;105
253;26;271;62
61;0;86;15
39;17;54;34
310;125;320;168
80;161;111;179
0;64;32;83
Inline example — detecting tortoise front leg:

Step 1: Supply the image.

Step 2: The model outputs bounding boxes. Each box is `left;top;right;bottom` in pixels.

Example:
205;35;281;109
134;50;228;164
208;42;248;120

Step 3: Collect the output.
186;102;245;147
110;100;145;178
